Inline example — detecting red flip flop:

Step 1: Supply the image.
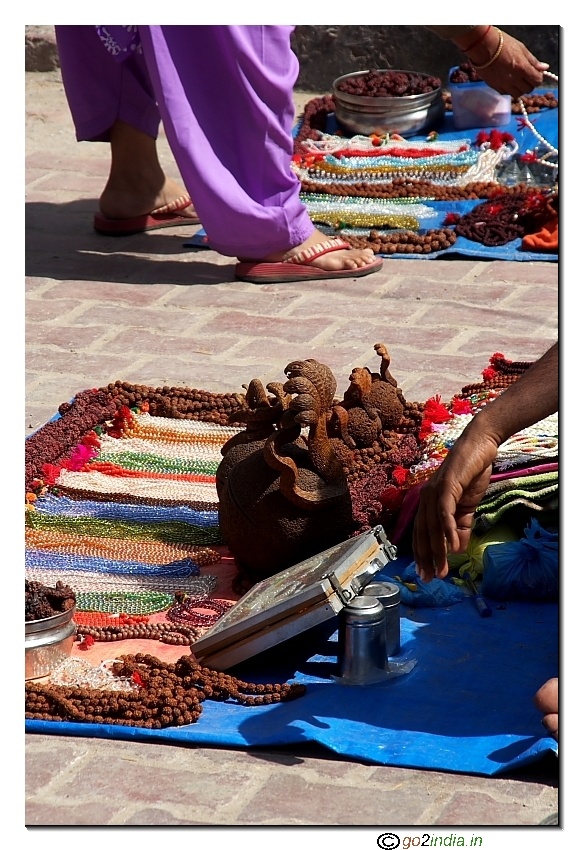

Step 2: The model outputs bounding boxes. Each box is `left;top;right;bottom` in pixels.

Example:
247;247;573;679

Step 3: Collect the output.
235;238;383;283
93;195;200;236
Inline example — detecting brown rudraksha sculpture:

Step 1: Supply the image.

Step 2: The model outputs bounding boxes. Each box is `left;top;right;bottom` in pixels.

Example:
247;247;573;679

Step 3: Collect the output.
329;343;405;449
218;359;353;587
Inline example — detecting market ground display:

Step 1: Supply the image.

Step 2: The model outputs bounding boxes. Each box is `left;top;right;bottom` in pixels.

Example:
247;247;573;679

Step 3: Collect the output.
25;351;558;776
186;77;558;263
25;62;559;825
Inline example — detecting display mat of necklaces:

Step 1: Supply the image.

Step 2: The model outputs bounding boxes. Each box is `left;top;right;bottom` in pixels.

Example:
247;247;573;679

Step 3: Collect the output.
25;399;558;776
185;95;558;263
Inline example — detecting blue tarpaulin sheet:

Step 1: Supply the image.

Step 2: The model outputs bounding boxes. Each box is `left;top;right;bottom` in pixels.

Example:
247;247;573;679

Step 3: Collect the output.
185;96;558;262
26;557;558;775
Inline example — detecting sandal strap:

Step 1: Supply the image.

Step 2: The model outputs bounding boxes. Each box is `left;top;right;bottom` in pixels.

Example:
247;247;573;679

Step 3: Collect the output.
150;195;192;216
283;238;351;265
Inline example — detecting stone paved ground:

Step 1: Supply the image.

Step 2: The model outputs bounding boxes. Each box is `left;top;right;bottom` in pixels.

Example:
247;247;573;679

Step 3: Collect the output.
25;69;559;828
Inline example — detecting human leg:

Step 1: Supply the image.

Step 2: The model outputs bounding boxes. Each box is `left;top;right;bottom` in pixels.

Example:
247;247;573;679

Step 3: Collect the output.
139;26;378;272
534;677;558;740
54;26;197;226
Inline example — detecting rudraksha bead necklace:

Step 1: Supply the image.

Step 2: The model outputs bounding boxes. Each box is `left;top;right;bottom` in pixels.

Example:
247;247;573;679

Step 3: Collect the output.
343;228;456;255
76;621;200;646
26;653;307;728
101;382;248;426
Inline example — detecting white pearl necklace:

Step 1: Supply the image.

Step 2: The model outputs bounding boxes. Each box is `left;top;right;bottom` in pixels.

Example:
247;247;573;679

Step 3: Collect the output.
517;71;558;166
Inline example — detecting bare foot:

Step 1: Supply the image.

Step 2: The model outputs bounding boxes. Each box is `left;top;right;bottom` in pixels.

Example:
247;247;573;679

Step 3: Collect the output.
97;119;199;222
534;677;558;740
239;229;376;271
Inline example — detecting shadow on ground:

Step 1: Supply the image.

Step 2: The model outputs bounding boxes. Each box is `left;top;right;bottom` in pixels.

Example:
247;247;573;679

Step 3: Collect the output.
26;200;236;286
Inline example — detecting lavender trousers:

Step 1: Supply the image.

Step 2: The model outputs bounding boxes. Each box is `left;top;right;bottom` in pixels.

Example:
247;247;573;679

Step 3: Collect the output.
54;26;314;258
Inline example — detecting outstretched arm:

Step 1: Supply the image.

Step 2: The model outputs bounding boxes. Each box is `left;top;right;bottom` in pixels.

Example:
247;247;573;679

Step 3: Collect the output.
412;342;558;582
427;26;550;98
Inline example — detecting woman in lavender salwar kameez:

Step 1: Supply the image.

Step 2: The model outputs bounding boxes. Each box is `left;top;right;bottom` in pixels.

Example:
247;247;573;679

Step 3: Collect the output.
54;25;380;282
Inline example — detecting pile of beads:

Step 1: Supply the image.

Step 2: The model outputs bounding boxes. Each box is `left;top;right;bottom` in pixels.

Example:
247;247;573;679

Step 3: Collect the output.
343;228;456;255
25;579;76;622
512;92;558;115
454;191;557;246
336;70;441;97
26;653;308;728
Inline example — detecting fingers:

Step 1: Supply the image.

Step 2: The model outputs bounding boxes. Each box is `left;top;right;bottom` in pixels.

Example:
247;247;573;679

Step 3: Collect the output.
413;487;458;583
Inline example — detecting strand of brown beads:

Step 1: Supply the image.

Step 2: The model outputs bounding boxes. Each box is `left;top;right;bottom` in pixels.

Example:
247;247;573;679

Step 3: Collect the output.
457;374;524;398
293;95;336;155
25;653;307;728
76;621;200;646
299;179;537;201
101;382;248;426
343;228;456;255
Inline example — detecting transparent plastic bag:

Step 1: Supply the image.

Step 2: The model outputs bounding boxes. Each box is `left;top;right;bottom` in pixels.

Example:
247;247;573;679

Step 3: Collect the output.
482;518;558;601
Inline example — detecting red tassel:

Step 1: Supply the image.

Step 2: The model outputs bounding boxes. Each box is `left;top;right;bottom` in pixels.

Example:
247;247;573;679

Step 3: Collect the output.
423;395;452;424
379;485;404;512
451;398;472;415
419;419;434;441
482;367;497;381
443;212;461;225
392;466;409;485
40;464;62;486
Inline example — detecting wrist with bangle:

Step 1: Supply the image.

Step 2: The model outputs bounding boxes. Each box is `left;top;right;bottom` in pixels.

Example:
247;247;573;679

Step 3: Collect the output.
465;26;504;70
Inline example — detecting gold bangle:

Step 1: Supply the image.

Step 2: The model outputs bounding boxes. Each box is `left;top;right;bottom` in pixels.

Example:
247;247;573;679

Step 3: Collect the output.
471;28;504;70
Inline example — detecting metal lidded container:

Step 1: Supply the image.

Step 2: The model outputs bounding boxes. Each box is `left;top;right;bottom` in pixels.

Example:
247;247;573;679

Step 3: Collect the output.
25;607;76;680
362;581;401;657
192;525;397;671
338;596;387;682
333;70;445;138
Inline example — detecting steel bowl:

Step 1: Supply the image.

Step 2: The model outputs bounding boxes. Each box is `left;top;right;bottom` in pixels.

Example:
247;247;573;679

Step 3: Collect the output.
25;606;76;680
333;70;445;138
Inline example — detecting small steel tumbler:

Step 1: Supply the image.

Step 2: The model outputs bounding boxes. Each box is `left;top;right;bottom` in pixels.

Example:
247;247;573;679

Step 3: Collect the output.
338;596;387;681
362;581;401;657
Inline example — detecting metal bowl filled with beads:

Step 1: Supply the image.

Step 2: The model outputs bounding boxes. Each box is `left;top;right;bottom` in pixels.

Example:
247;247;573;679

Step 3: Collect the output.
25;606;77;681
333;69;445;138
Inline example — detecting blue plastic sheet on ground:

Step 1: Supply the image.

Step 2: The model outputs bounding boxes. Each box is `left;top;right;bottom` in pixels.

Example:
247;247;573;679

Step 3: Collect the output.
186;97;557;261
26;557;558;775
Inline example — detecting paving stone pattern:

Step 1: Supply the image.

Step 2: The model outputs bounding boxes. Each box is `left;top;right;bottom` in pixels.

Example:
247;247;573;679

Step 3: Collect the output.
25;71;559;826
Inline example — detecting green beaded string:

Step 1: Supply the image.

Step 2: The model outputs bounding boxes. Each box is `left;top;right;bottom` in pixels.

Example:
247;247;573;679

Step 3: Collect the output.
25;512;224;546
76;590;175;614
97;451;219;476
